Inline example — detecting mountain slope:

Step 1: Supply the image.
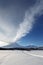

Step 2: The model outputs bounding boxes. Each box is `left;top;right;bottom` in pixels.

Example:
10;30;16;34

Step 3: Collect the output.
26;45;38;48
3;42;23;48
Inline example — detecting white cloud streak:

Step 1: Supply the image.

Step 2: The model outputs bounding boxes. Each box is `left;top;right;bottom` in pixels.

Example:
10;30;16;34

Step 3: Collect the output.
13;0;43;42
0;9;17;43
0;0;43;47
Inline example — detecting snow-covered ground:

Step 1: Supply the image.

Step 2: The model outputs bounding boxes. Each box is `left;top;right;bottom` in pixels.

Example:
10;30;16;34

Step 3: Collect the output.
0;50;43;65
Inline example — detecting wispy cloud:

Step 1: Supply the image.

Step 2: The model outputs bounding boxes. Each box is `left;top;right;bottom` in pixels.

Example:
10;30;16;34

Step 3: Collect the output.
0;8;17;42
13;0;43;42
0;0;43;47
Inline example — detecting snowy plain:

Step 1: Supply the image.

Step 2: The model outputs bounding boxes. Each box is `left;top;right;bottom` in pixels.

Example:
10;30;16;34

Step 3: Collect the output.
0;50;43;65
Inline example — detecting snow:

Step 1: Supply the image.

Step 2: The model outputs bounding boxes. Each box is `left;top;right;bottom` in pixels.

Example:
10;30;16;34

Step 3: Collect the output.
0;50;43;65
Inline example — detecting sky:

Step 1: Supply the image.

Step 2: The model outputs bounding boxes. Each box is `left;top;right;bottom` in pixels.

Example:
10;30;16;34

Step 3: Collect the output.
0;0;43;46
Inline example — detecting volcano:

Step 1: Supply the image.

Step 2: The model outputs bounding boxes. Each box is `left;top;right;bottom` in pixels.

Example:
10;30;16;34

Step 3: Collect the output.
3;42;23;48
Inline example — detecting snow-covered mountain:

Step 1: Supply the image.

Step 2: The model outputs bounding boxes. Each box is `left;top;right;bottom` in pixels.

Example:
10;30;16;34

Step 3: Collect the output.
2;43;43;50
3;42;23;48
3;42;38;48
25;45;38;48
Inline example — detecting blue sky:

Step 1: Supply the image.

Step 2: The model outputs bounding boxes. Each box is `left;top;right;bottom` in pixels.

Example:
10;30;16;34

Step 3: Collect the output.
18;15;43;46
0;0;43;46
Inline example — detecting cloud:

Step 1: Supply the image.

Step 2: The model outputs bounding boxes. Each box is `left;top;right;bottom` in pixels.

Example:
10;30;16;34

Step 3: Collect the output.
0;8;18;43
0;3;25;44
13;0;43;42
0;0;43;47
0;41;9;47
